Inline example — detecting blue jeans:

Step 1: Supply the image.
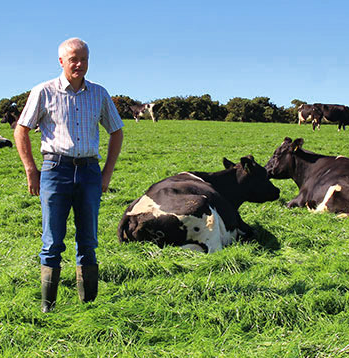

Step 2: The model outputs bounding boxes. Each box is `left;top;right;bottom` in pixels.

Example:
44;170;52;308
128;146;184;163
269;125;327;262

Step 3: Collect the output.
39;158;102;267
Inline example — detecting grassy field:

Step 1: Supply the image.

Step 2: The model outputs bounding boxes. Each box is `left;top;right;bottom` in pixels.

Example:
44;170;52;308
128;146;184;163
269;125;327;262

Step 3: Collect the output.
1;120;349;357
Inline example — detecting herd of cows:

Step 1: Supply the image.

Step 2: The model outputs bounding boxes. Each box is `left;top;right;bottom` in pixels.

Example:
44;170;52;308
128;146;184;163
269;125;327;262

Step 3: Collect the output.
1;102;349;253
298;103;349;131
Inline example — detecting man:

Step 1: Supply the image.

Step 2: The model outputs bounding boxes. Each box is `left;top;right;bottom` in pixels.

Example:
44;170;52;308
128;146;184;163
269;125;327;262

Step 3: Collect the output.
14;38;124;312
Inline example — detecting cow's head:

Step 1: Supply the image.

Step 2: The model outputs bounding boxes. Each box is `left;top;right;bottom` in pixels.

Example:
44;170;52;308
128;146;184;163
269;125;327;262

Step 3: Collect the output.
224;155;280;203
265;137;304;179
1;112;12;124
1;110;19;125
9;103;19;114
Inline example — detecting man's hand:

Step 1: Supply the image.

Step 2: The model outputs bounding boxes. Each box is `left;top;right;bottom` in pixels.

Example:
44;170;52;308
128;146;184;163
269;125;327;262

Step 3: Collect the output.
101;129;123;193
14;124;40;196
26;168;41;196
101;170;112;193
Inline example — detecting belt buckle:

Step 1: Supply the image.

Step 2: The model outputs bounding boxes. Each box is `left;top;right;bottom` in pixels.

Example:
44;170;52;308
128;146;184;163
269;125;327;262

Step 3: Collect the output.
73;157;87;166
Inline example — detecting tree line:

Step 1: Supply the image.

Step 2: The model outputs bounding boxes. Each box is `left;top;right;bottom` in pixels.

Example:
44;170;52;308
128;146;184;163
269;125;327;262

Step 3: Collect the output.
0;91;305;123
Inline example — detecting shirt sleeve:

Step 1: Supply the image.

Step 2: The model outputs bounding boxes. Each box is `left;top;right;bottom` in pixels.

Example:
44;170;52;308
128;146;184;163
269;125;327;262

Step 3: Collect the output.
100;90;124;133
18;85;43;129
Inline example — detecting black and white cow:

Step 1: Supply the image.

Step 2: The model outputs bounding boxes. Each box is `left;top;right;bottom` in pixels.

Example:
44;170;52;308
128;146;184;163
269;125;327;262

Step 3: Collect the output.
1;107;41;132
265;137;349;215
130;103;158;123
1;110;19;129
118;156;280;253
297;104;322;131
298;104;314;125
0;135;12;148
298;103;349;131
313;103;349;131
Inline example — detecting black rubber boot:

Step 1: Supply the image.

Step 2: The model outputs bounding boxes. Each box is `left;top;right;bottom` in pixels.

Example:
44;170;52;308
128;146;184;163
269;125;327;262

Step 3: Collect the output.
41;265;61;313
76;265;98;302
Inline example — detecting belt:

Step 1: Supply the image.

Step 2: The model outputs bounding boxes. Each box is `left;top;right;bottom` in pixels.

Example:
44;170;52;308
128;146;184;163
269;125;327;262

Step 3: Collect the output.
43;153;99;166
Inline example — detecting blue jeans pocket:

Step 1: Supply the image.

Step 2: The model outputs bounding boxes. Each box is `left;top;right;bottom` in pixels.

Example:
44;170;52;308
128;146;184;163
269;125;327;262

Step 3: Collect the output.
88;163;101;175
41;160;59;172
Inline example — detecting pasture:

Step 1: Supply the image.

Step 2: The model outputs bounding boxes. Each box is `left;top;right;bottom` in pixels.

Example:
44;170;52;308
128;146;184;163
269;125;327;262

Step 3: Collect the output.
1;120;349;357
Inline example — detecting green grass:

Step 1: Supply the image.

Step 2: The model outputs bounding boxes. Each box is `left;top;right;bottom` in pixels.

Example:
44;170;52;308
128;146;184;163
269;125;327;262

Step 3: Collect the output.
1;120;349;357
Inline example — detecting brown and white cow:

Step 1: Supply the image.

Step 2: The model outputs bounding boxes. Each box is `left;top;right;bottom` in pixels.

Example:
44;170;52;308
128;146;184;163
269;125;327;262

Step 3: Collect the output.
265;137;349;215
118;156;280;253
130;103;158;122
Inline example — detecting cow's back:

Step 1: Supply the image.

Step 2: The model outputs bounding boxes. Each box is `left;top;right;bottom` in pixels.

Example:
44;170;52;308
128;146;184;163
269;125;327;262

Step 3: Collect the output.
303;156;349;207
118;173;239;252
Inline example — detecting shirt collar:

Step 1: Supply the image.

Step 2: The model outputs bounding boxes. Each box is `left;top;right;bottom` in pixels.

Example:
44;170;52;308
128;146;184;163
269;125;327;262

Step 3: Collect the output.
58;72;87;92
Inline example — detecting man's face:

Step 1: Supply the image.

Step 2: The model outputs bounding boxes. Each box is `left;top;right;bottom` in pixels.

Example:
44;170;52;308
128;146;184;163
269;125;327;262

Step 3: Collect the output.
59;46;89;83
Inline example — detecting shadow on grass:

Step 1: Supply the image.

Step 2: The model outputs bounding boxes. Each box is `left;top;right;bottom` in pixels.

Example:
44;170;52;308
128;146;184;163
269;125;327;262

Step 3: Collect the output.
278;197;289;206
248;223;281;251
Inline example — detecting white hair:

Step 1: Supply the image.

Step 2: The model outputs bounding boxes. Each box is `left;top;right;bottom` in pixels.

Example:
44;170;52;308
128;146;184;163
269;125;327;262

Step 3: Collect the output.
58;37;89;58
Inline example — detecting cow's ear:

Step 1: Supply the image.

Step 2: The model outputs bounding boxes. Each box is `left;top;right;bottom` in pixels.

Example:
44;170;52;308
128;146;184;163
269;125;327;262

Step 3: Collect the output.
283;137;292;144
292;138;304;152
240;155;255;173
223;157;235;169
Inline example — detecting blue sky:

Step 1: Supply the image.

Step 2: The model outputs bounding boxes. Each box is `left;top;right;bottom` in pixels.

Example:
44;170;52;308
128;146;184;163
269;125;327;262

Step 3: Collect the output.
1;0;349;108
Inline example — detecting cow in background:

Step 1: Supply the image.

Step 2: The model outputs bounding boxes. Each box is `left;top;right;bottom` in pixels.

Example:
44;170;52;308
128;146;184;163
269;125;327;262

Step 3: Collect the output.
0;135;12;148
313;103;349;131
265;137;349;215
298;103;349;131
130;103;158;122
118;156;280;253
297;104;322;131
1;103;20;129
1;111;19;129
297;104;313;125
1;103;41;132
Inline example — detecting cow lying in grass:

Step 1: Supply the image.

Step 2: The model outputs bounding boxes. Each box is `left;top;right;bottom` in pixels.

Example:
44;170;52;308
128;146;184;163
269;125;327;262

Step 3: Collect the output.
0;135;12;148
118;156;280;253
265;137;349;215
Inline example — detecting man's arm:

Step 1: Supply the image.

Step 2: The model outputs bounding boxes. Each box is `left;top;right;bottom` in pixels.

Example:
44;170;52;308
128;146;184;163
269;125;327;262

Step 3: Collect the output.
101;128;123;192
14;124;40;196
